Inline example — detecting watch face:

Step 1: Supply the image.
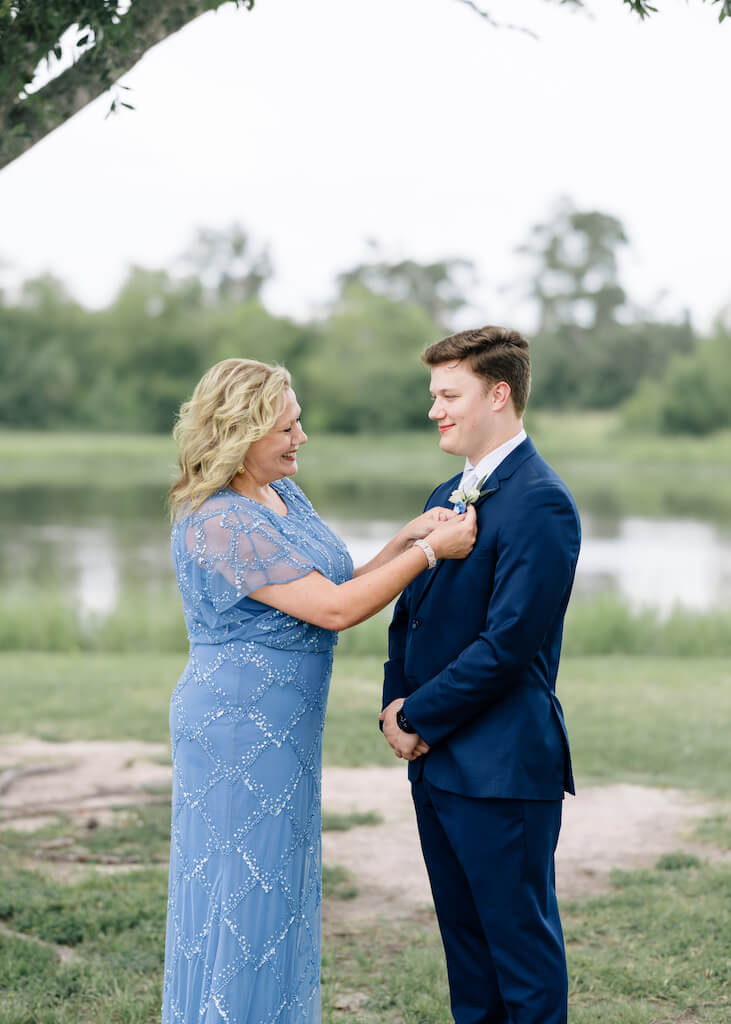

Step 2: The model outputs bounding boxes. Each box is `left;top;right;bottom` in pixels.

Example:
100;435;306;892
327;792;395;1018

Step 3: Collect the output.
397;709;415;733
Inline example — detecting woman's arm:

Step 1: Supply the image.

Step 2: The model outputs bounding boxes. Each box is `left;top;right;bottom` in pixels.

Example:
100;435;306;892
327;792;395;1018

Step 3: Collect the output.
352;507;456;577
249;507;476;631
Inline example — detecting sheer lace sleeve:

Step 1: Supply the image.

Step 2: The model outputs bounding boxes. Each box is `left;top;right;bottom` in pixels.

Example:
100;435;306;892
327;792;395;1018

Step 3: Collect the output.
183;494;317;612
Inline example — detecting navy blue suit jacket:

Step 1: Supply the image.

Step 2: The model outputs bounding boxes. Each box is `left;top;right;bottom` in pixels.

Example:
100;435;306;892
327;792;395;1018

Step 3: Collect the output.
382;437;581;800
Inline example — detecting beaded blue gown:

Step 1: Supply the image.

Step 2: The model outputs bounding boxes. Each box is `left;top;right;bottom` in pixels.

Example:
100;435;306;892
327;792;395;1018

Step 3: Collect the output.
162;478;353;1024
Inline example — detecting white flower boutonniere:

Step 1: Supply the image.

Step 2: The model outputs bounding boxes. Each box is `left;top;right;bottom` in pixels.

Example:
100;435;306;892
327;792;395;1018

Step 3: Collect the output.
448;476;488;514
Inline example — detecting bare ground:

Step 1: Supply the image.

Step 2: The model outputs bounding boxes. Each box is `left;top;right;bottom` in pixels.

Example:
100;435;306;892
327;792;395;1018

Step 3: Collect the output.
322;767;729;921
1;738;727;918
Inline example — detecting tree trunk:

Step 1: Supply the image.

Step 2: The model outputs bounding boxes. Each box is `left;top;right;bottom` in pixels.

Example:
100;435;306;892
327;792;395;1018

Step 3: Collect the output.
0;0;251;171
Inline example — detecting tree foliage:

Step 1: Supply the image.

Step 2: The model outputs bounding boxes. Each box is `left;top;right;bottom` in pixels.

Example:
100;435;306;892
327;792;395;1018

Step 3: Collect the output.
623;322;731;435
518;197;629;334
519;199;696;411
336;253;476;329
0;0;728;170
0;217;717;434
0;1;255;169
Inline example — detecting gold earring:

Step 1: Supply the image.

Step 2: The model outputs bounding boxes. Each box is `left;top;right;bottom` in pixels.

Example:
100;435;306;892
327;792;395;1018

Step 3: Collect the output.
237;464;245;476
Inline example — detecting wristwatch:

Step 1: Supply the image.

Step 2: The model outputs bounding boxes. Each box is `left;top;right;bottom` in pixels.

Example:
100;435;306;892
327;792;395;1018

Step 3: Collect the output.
396;707;416;734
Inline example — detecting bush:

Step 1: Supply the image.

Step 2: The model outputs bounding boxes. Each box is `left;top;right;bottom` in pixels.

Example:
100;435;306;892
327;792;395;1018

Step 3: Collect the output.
623;326;731;436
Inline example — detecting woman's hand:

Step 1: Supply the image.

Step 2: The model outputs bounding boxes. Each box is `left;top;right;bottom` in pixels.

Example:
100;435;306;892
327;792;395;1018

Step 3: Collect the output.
403;506;458;542
425;504;477;561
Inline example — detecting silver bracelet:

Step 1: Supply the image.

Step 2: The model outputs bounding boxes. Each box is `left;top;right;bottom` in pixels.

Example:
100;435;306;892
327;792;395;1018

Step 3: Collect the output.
413;538;437;569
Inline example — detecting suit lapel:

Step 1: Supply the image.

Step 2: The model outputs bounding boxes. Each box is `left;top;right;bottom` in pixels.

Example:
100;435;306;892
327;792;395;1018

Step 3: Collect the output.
411;437;537;613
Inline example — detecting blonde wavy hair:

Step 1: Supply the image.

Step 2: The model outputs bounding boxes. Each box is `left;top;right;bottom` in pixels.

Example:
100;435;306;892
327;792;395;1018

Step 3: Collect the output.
168;358;292;521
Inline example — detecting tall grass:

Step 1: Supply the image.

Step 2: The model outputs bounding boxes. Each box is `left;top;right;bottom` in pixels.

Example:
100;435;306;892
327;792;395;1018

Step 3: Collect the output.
3;589;731;657
0;589;186;653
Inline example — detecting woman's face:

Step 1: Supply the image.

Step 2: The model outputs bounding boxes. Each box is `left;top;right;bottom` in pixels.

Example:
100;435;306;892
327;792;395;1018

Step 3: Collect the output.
244;387;307;483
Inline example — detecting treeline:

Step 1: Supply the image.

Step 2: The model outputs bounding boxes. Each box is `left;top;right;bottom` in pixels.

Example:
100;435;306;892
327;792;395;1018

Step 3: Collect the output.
1;207;729;434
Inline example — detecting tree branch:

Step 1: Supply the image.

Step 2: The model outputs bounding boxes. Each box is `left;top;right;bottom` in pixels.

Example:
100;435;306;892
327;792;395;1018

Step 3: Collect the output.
0;0;254;171
451;0;539;38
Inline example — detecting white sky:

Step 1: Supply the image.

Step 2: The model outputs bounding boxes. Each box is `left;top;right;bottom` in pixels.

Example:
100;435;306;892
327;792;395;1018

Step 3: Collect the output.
0;0;729;332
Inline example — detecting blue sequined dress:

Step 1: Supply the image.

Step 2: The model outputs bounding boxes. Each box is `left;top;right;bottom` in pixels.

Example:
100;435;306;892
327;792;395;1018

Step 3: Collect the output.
162;478;353;1024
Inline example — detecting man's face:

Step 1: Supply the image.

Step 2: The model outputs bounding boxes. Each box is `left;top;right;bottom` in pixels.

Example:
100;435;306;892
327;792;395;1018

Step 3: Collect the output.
428;361;496;462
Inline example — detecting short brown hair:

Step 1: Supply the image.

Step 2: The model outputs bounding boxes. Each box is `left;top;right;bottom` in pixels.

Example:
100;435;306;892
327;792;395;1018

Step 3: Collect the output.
422;325;531;415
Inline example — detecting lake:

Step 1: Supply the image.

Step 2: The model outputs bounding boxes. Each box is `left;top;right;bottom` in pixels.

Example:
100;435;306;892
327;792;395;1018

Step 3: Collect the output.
4;484;731;619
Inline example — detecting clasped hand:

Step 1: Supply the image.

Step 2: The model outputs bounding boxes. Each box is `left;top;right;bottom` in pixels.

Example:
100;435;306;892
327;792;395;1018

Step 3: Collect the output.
379;698;430;761
405;505;457;541
405;505;477;562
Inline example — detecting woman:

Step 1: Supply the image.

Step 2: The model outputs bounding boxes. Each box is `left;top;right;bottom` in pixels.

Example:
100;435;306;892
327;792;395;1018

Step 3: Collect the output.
162;358;475;1024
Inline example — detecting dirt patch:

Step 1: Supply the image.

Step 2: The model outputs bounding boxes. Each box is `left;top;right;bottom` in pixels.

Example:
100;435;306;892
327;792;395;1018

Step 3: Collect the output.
322;766;728;921
1;738;726;916
0;736;171;826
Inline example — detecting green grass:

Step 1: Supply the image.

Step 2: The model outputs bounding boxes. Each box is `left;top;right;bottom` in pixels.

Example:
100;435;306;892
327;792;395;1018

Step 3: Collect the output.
0;852;727;1023
0;803;172;866
694;813;731;851
6;590;731;659
322;810;383;831
0;860;166;1024
0;653;181;744
322;865;359;901
0;590;187;654
321;914;451;1024
1;653;729;793
562;598;731;658
1;650;729;1023
559;656;731;796
322;860;731;1024
563;862;730;1024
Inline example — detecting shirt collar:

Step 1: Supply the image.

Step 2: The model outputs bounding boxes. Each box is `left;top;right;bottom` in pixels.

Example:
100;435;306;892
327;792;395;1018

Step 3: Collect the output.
461;427;527;488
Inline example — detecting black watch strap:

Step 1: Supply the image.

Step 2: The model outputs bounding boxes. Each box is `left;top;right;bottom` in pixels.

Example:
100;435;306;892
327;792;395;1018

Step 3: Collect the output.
396;707;416;734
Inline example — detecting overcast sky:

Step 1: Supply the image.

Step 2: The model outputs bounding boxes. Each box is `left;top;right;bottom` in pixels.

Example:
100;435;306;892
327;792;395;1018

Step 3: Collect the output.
1;0;729;332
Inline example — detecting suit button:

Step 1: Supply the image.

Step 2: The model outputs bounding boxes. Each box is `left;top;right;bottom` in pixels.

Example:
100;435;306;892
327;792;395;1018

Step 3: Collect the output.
411;619;421;630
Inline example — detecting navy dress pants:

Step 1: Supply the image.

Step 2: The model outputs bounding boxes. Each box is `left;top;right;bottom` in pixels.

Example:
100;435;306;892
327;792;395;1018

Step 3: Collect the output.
412;777;567;1024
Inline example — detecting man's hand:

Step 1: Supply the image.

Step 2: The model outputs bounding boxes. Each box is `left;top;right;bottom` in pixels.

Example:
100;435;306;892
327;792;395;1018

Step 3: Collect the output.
379;698;431;761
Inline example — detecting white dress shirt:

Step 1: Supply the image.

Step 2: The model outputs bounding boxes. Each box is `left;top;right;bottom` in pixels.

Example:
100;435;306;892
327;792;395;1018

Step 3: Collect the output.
459;428;527;492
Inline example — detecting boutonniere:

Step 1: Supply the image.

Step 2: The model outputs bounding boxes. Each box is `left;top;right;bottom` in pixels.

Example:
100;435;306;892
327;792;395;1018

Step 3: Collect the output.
448;476;489;514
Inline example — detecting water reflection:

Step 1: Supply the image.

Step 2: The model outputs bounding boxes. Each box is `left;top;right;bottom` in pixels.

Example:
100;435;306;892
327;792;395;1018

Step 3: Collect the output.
333;516;731;615
575;515;731;614
4;488;731;617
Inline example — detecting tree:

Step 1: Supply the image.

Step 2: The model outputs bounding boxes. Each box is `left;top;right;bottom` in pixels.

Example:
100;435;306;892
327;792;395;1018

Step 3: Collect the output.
177;224;272;305
336;251;475;329
518;196;630;334
0;273;93;427
518;200;698;410
299;283;439;433
0;1;728;171
623;322;731;435
0;1;255;170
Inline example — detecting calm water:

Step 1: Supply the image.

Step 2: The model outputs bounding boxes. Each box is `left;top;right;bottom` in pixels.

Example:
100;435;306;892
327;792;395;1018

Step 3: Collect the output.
4;486;731;618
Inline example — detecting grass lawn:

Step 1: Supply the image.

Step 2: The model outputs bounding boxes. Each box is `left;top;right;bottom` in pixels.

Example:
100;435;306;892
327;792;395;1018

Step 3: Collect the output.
1;651;729;1022
0;852;726;1024
1;652;729;791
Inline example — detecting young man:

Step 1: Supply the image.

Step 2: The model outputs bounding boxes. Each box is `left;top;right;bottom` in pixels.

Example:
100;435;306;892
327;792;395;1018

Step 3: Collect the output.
381;325;581;1024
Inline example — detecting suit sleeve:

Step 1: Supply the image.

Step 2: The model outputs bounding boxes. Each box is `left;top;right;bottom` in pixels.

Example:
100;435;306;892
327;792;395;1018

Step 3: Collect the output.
382;588;411;711
402;485;580;747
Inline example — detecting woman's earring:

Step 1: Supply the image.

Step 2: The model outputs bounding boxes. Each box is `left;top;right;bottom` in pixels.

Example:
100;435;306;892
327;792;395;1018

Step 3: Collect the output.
237;464;245;476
